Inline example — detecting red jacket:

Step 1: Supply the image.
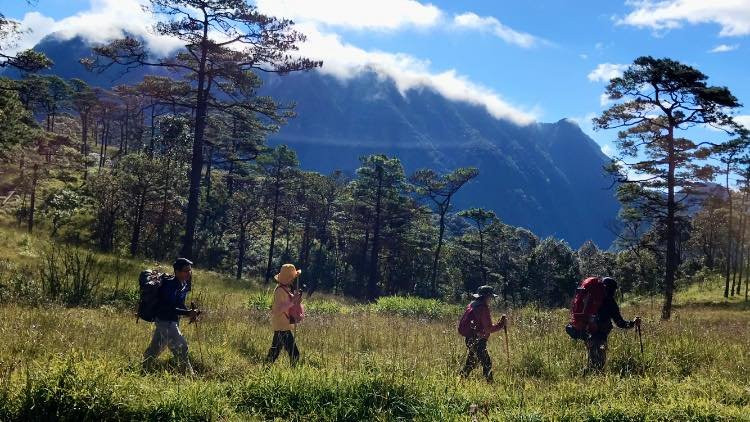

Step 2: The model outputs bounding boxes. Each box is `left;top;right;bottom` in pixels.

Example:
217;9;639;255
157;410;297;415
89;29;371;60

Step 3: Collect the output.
468;301;504;339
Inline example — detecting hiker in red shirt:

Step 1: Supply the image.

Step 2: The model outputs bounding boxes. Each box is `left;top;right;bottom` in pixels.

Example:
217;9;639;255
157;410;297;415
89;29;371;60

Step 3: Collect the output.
458;285;507;382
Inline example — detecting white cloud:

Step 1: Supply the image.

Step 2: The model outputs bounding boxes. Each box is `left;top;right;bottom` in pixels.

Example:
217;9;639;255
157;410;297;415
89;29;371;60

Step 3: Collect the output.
10;0;182;56
8;0;537;125
600;144;614;156
254;1;543;49
620;0;750;37
1;12;54;53
709;43;739;53
587;63;628;83
452;12;540;48
292;22;538;125
600;93;615;107
736;115;750;130
579;53;589;60
254;0;442;31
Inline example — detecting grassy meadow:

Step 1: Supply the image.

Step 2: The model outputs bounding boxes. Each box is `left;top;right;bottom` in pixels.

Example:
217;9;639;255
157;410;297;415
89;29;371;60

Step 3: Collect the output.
0;225;748;421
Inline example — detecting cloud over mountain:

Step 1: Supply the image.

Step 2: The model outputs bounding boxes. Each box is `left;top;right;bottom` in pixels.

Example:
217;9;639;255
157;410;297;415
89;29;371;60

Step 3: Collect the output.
10;0;539;125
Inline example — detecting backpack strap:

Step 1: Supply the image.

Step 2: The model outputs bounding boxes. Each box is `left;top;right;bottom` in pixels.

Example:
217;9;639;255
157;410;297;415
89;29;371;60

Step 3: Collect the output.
278;284;292;296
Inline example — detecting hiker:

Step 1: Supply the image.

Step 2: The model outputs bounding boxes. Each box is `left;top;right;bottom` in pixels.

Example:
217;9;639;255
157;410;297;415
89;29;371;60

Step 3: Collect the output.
142;257;199;374
567;276;640;371
266;263;304;365
458;285;507;382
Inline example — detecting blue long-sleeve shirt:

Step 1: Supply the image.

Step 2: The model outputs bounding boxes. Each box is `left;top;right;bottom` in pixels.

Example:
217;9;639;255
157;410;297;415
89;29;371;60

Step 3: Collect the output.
593;294;634;337
155;275;191;322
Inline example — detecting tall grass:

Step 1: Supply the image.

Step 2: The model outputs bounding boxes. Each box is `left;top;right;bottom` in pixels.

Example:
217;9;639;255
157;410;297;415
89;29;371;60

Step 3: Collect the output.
0;226;748;420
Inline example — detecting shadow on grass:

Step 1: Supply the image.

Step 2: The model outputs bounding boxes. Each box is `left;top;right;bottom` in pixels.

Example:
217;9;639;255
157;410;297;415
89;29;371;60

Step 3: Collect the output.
673;300;750;311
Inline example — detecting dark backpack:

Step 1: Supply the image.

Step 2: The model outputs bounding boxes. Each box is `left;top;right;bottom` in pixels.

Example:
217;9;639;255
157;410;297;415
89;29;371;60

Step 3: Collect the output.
566;277;606;339
137;270;162;322
457;303;478;337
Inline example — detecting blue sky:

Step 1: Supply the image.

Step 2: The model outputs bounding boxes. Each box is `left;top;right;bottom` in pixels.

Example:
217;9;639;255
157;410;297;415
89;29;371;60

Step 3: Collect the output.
4;0;750;156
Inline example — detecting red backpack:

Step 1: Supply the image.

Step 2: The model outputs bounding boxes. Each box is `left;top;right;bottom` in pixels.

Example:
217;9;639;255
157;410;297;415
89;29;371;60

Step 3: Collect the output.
568;277;606;335
457;303;478;337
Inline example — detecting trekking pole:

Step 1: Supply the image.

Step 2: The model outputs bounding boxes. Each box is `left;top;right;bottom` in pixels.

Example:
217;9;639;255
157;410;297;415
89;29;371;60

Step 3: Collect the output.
636;323;644;355
190;301;205;369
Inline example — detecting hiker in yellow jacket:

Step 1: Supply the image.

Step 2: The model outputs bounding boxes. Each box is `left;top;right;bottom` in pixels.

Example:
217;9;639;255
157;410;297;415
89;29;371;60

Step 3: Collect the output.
266;263;303;365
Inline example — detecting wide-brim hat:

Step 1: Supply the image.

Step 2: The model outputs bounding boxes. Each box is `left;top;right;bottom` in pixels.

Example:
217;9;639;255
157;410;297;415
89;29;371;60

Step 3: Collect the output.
274;263;301;285
471;285;498;299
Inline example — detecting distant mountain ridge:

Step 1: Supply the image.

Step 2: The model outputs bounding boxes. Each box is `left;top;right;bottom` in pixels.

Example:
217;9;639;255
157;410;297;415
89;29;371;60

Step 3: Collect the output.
4;33;621;248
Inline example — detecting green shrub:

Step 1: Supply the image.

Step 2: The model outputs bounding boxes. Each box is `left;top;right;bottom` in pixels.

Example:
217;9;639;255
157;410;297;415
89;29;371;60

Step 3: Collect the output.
369;296;461;320
304;299;345;316
0;259;44;305
38;246;103;306
515;350;555;379
248;292;272;311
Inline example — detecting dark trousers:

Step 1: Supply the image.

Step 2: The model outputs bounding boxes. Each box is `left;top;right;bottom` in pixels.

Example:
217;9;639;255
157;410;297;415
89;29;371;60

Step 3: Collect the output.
461;336;493;381
586;334;608;370
266;330;300;365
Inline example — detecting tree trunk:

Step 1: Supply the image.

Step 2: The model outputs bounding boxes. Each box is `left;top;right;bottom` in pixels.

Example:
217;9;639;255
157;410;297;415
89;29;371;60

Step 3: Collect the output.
129;188;146;256
227;161;235;197
283;216;291;259
430;207;447;296
368;168;384;301
479;227;486;284
123;104;130;153
201;146;213;230
27;165;38;234
357;227;370;298
149;104;156;158
662;125;677;320
299;211;312;269
180;27;210;260
725;163;733;298
99;120;109;170
236;219;247;280
734;190;747;296
264;178;282;283
226;118;237;196
81;112;89;180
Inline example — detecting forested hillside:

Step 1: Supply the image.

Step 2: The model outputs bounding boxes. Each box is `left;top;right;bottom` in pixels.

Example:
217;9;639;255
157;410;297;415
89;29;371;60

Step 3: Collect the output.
6;33;621;248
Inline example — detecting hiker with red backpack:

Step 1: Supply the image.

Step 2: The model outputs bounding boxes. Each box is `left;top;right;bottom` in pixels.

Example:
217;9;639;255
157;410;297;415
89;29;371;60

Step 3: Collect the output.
457;285;507;382
266;263;305;366
566;276;640;371
141;258;200;374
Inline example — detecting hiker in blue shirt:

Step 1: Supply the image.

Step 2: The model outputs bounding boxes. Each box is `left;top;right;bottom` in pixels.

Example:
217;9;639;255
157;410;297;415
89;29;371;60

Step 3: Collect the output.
587;277;640;370
142;258;199;374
